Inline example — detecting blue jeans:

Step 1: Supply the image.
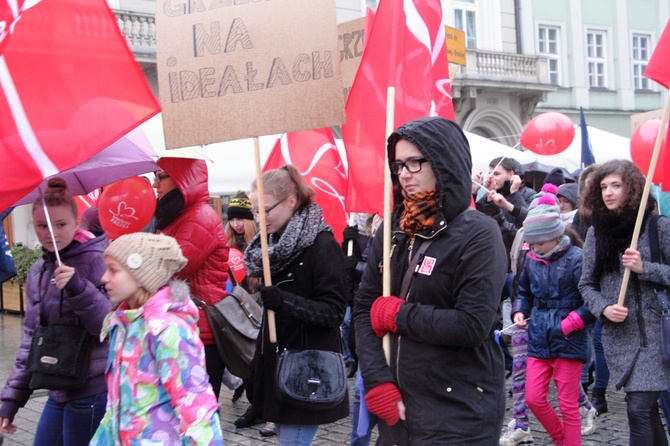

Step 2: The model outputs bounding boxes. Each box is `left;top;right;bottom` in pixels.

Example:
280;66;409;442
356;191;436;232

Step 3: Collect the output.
658;389;670;435
341;307;355;364
34;393;107;446
593;319;610;389
581;322;594;386
351;369;376;446
276;424;319;446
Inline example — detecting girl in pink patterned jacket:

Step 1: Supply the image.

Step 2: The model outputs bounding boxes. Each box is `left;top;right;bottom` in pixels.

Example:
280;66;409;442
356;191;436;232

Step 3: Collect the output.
91;232;223;445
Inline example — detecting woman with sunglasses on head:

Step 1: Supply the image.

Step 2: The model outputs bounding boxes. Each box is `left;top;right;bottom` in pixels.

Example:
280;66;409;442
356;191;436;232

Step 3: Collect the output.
354;117;508;444
244;164;348;446
151;159;231;401
579;159;670;445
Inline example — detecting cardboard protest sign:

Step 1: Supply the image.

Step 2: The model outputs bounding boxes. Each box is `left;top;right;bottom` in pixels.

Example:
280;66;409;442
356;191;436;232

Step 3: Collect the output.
156;0;344;148
338;17;365;105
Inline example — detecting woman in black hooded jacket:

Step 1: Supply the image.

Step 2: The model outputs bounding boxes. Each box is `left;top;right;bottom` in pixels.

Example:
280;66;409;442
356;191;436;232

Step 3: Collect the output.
354;117;508;444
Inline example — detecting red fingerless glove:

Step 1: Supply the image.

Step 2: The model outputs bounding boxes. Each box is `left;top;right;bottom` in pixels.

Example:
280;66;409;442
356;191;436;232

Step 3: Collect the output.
561;311;585;337
370;296;404;338
365;382;402;426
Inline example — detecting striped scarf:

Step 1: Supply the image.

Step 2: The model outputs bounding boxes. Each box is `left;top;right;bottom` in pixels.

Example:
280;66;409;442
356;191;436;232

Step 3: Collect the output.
400;190;439;235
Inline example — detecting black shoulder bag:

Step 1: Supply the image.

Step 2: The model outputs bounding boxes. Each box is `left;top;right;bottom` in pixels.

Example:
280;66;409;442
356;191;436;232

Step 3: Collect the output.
26;287;93;391
648;214;670;363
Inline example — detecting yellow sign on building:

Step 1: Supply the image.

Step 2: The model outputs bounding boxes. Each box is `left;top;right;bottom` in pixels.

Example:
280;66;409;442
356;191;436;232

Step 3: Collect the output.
445;26;466;66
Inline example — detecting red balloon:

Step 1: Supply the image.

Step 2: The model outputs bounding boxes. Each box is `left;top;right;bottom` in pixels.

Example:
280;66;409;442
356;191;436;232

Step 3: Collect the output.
98;177;156;240
228;248;247;284
630;119;668;184
520;112;575;155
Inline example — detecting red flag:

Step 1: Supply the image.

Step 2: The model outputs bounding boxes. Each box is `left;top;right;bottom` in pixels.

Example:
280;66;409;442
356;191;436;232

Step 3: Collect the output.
263;129;348;242
342;0;456;215
0;0;160;212
645;19;670;89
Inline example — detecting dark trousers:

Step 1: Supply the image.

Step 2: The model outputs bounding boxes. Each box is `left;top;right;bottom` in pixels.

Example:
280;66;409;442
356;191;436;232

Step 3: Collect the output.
205;343;225;400
626;391;668;446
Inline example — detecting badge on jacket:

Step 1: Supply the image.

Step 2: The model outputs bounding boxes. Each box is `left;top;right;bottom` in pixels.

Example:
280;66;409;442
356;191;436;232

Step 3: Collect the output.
419;256;436;275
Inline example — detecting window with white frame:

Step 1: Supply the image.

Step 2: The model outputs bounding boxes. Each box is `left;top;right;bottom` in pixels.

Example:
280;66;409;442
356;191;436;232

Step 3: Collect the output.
587;30;607;88
538;25;560;85
632;33;651;90
454;0;477;49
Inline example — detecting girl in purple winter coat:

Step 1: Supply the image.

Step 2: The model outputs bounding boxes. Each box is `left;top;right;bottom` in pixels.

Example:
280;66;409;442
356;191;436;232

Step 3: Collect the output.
0;178;111;446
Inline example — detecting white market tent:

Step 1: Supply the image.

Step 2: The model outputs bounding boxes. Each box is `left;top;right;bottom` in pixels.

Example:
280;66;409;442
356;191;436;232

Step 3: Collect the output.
141;114;534;194
531;125;631;173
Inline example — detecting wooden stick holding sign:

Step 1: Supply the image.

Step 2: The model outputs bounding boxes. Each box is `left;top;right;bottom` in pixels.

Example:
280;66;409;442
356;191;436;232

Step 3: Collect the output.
617;93;670;306
253;137;277;343
381;86;395;366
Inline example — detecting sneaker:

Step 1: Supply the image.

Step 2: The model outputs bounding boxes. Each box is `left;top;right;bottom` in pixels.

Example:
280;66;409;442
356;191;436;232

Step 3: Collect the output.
499;419;533;446
259;422;276;437
580;406;597;436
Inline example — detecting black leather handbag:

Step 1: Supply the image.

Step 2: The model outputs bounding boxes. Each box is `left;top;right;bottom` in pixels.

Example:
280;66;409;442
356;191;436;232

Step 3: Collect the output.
275;347;347;411
26;292;92;391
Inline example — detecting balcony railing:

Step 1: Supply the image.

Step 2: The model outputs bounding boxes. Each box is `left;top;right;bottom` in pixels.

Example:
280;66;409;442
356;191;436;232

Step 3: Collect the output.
115;10;156;59
458;50;550;85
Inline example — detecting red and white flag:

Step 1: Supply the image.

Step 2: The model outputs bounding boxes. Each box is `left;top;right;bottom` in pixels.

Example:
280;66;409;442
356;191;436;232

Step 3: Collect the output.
0;0;160;211
264;129;348;242
342;0;456;215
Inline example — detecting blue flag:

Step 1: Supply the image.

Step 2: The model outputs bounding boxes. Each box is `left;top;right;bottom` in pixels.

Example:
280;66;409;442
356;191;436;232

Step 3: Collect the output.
580;107;596;167
0;208;17;285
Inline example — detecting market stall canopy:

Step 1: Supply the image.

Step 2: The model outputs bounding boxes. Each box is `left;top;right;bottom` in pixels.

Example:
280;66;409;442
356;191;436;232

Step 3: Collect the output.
532;125;631;172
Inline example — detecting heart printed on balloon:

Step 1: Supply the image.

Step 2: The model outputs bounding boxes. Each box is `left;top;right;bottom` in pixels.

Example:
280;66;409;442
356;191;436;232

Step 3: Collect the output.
99;177;156;240
520;112;575;155
228;248;247;285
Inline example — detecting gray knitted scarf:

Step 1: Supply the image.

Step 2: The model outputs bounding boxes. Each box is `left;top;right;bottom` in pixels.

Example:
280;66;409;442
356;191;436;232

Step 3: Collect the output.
244;202;331;277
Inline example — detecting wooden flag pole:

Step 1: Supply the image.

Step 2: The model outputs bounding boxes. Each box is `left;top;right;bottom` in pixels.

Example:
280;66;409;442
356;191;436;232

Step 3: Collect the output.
617;92;670;306
382;86;396;365
254;137;277;343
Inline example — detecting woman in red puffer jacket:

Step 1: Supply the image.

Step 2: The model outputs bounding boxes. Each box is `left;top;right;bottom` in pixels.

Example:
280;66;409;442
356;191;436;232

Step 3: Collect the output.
153;158;230;399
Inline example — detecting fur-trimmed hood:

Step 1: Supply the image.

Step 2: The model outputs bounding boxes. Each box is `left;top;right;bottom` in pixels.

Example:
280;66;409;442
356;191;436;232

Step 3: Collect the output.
101;280;199;341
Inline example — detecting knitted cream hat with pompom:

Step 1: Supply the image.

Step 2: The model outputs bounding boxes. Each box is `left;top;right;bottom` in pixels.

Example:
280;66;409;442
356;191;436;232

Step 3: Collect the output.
104;233;187;294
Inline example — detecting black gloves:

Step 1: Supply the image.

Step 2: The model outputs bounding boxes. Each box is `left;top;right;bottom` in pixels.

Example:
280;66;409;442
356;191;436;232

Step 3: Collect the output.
259;285;284;311
342;225;359;243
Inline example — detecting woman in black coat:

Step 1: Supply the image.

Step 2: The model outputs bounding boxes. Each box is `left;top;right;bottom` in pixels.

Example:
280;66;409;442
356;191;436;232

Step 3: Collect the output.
244;164;348;445
354;117;508;445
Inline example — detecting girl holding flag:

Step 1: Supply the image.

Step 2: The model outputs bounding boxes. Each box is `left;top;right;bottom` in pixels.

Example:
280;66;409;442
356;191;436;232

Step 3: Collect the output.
579;160;670;445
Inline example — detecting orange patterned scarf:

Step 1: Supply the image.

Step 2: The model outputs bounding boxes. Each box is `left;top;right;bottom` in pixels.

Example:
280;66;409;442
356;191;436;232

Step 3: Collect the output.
399;190;439;235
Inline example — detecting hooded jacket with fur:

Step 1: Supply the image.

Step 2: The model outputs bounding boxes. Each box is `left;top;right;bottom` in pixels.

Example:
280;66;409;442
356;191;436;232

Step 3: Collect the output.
90;281;222;445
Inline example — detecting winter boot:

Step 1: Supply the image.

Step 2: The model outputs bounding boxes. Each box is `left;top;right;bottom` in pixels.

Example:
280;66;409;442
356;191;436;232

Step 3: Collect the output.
591;387;608;415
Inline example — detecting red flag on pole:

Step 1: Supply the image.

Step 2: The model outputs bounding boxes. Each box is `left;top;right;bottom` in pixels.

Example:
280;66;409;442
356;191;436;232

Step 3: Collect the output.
342;0;456;215
0;0;160;212
645;19;670;89
263;129;348;242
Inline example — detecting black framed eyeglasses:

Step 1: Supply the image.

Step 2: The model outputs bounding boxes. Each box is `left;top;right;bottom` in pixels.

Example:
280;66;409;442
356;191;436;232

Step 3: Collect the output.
253;196;288;217
390;157;428;175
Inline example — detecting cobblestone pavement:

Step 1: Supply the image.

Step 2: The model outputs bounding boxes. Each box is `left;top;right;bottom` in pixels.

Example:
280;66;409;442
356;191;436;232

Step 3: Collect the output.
0;313;663;445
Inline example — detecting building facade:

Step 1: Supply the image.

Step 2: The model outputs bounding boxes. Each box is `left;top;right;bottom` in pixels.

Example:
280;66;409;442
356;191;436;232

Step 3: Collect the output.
109;0;668;142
